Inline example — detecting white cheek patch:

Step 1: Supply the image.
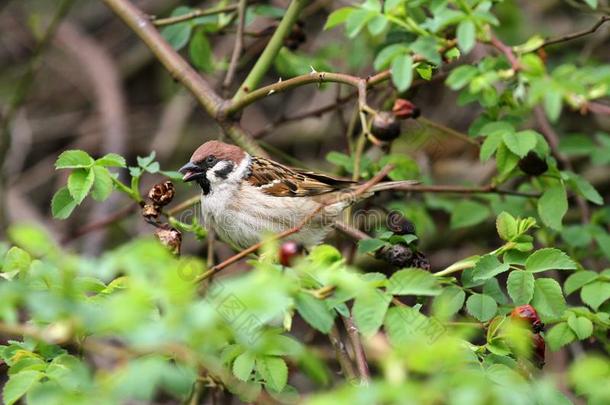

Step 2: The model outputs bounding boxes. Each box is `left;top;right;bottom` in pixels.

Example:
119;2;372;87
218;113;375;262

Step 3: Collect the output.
207;161;234;183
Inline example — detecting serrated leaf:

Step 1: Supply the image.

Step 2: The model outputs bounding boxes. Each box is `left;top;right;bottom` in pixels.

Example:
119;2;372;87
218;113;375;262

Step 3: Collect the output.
450;200;490;229
432;286;465;319
525;248;576;273
507;271;534;305
503;130;537;158
233;351;255;382
96;153;126;167
295;293;334;333
564;271;598;296
391;54;413;91
91;166;114;201
472;254;510;281
531;278;566;321
51;187;78;219
496;211;518;241
160;8;192;50
580;281;610;311
357;238;386;254
567;314;593;340
256;356;288;392
67;169;94;204
538;185;567;231
546;322;575;351
387;268;441;296
353;289;391;337
55;150;94;169
457;19;475;53
466;293;497;321
3;370;43;405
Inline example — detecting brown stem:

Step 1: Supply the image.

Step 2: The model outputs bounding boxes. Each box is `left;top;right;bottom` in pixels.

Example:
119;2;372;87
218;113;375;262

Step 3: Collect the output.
151;4;243;27
536;15;610;50
342;315;370;384
586;101;610;115
489;33;521;71
328;325;357;382
222;0;247;91
61;204;136;244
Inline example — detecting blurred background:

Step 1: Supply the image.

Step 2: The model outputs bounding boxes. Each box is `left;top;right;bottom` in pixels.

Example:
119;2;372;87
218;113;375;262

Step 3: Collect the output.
0;0;608;265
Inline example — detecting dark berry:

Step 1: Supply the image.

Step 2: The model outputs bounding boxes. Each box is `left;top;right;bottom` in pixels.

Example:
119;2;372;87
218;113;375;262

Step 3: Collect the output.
283;21;306;50
279;241;304;266
518;151;548;176
376;243;413;267
392;99;420;119
410;250;430;271
371;112;401;141
387;212;416;235
511;304;544;332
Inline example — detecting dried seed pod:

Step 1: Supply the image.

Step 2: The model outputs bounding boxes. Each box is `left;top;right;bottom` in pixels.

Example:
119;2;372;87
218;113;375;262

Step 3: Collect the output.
392;98;420;119
371;112;401;141
410;250;430;271
279;241;304;266
387;211;417;235
155;227;182;255
148;181;175;206
142;203;160;220
376;243;413;268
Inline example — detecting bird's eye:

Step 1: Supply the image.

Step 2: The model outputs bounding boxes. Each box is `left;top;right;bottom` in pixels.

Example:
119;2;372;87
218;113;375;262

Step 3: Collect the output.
206;155;217;165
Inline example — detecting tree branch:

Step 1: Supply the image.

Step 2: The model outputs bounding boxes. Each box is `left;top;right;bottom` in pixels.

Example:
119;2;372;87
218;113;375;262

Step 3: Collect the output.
223;0;247;91
488;33;521;71
232;0;307;102
151;3;244;27
536;15;610;50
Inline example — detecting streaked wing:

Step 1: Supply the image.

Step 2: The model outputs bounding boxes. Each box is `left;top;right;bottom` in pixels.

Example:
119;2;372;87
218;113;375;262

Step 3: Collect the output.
246;156;355;197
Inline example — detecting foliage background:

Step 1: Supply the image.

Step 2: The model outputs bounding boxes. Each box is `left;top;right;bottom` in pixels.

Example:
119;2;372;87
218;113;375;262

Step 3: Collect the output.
0;0;610;404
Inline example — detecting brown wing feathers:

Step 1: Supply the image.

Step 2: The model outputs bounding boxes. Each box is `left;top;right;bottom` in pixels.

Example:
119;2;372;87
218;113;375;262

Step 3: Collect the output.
246;156;355;197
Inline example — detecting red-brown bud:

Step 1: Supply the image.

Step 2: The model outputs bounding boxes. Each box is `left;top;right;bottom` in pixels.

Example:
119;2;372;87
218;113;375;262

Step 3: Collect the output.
392;99;420;120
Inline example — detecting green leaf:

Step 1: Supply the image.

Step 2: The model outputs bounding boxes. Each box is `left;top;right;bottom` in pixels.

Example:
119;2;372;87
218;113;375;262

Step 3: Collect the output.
544;89;562;122
91;166;114;201
564;271;598;296
51;187;78;219
189;30;213;73
546;322;575;351
353;289;391;337
565;172;604;205
256;356;288;392
496;211;518;241
324;7;353;30
450;200;490;229
538;185;568;231
2;247;31;273
580;281;610;311
531;278;566;321
67;169;94;204
295;293;334;333
391;54;413;92
96;153;126;167
584;0;597;9
3;370;43;405
160;8;192;50
495;143;519;178
466;293;497;322
233;351;255;382
357;238;386;254
345;9;374;37
456;19;476;53
367;15;388;35
387;268;441;296
567;314;593;340
432;286;465;319
410;36;441;65
472;254;510;281
525;248;576;273
503;130;538;158
446;65;478;90
55;150;94;169
506;271;534;305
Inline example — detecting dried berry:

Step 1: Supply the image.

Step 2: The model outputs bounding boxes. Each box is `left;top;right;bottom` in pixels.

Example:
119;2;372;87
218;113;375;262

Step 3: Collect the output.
142;203;160;220
155;227;182;255
392;99;420;120
376;243;413;267
532;333;545;369
371;112;401;141
279;241;304;266
518;151;548;176
411;250;430;271
387;212;416;235
511;304;544;333
148;181;175;206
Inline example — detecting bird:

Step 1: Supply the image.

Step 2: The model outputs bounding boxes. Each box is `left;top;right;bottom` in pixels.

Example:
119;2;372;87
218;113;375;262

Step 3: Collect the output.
179;140;416;249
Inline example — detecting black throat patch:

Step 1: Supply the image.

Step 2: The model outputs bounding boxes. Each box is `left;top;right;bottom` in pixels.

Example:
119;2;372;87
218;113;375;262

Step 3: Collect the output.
197;177;211;195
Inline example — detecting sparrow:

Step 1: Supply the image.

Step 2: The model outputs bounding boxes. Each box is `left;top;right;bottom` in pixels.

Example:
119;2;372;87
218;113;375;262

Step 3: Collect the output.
179;140;416;249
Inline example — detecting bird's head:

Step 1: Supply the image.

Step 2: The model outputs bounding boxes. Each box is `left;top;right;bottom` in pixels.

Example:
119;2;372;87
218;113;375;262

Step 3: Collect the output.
179;141;248;195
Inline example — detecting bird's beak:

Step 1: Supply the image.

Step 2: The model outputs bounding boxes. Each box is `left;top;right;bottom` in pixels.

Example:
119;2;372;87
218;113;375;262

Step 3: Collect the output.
179;162;204;182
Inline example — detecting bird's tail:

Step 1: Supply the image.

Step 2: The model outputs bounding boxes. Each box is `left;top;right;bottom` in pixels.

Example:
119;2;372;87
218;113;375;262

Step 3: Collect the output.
368;180;419;193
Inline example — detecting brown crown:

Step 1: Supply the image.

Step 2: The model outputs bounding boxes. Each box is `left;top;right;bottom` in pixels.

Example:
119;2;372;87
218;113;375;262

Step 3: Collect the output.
190;140;246;164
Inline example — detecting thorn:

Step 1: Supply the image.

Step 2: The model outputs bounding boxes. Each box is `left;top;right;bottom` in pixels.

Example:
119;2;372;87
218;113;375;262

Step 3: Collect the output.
310;65;317;73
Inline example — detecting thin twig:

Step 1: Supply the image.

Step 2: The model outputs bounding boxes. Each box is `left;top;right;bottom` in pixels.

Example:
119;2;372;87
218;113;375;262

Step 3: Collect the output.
223;0;247;91
61;205;136;244
586;101;610;115
194;165;395;282
328;326;357;382
341;315;370;384
488;33;521;71
536;15;610;50
151;4;244;27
